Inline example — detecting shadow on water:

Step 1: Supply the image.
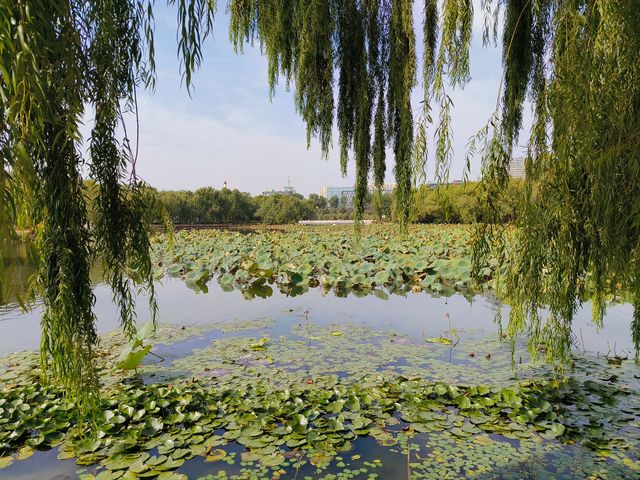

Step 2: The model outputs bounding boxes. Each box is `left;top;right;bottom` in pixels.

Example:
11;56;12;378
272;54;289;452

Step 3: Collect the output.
1;240;109;308
3;442;637;480
1;240;37;308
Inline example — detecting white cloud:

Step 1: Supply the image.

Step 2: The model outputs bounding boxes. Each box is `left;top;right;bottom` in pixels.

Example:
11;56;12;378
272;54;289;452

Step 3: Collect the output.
123;0;531;194
134;97;359;195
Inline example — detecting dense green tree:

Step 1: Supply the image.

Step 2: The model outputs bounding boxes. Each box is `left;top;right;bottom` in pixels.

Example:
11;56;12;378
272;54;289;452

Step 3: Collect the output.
192;187;220;222
339;195;351;210
255;194;316;224
1;0;162;407
308;193;328;210
158;188;360;224
372;192;393;220
158;188;256;223
470;1;640;365
2;0;639;405
411;181;523;224
157;190;197;224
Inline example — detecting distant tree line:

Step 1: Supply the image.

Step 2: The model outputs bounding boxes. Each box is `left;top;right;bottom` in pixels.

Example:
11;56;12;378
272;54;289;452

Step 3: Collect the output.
148;181;523;225
155;188;314;224
154;187;394;225
156;188;256;224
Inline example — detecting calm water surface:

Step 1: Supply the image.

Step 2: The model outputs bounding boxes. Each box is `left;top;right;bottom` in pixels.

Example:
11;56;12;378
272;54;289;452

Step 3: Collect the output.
0;276;635;358
0;256;638;479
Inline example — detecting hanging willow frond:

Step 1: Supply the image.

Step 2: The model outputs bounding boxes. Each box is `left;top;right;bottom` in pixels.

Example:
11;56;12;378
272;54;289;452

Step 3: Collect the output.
501;0;533;147
411;0;437;187
227;0;425;227
370;0;389;198
0;0;161;410
170;0;217;92
472;0;640;364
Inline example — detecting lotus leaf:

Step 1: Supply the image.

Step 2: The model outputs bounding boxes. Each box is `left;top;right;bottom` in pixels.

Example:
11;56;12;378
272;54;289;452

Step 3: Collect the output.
116;346;152;371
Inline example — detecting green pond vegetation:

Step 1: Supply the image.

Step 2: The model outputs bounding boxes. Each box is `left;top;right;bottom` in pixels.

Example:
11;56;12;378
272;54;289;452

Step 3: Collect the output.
153;226;491;299
2;1;639;477
2;0;639;429
1;227;639;479
153;224;640;367
151;226;632;332
1;316;639;479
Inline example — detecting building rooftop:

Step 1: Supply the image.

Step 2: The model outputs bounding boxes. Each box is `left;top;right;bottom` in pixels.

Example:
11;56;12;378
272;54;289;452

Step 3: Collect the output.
263;178;297;196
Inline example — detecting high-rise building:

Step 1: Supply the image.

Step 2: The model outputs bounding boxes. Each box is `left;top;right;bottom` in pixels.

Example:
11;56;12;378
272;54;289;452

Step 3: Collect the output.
509;157;526;179
319;186;355;201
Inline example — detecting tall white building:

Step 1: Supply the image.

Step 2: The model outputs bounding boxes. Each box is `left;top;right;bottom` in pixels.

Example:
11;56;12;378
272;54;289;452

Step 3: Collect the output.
509;157;526;179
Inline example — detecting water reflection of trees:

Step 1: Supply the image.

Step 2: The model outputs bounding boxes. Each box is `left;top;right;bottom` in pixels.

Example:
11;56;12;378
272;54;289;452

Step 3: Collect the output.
2;241;37;307
1;241;106;307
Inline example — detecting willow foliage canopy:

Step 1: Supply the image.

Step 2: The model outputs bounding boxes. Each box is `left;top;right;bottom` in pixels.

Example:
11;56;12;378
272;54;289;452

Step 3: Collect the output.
1;0;639;406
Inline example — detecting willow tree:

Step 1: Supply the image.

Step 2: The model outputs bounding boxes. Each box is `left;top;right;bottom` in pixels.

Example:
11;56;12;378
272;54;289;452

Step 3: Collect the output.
470;0;640;366
1;0;639;406
0;0;164;409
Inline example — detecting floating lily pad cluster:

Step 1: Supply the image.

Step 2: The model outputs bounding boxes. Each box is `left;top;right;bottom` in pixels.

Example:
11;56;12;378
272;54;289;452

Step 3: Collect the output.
0;363;620;477
1;320;638;479
151;226;494;297
155;323;544;389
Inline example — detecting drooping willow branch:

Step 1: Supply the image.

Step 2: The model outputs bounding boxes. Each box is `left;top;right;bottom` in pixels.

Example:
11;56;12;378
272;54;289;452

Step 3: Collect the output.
468;0;640;364
0;0;175;410
1;0;639;408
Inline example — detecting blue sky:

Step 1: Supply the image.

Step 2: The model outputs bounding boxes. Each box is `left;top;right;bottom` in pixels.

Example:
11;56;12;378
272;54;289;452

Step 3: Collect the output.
126;1;529;196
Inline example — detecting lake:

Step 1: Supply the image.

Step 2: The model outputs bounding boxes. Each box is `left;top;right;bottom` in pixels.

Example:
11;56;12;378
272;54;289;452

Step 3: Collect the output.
0;232;639;480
